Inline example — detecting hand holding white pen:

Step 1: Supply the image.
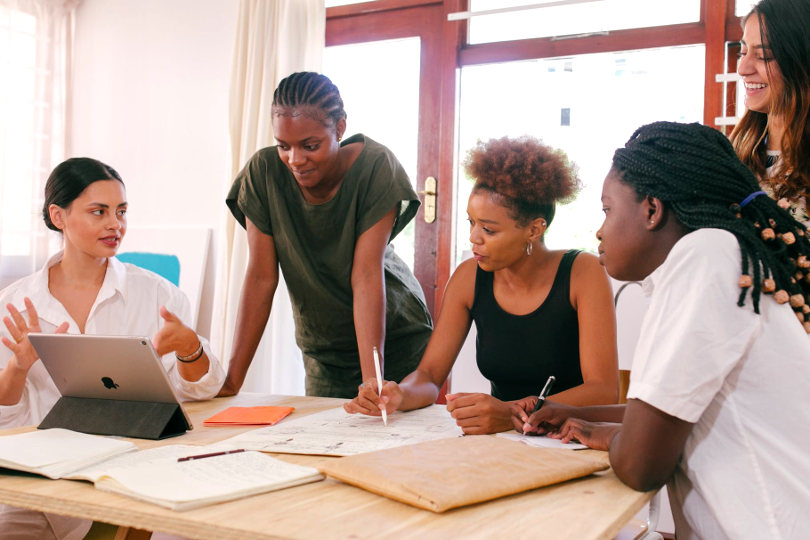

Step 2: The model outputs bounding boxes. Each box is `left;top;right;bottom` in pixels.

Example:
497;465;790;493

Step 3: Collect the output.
372;346;388;426
521;375;556;433
531;375;556;414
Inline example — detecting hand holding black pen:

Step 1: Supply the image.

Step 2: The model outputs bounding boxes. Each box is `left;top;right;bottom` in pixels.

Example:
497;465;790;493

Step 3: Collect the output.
530;375;556;414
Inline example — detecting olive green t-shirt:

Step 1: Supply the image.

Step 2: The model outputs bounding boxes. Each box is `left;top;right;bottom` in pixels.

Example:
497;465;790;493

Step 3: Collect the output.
226;134;432;397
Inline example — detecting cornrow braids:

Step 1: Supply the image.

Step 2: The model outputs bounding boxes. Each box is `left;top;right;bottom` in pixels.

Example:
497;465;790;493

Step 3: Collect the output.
612;121;810;332
272;72;347;127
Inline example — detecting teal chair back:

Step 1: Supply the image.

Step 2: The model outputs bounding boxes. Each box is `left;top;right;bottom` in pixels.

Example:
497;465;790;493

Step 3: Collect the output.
116;252;181;286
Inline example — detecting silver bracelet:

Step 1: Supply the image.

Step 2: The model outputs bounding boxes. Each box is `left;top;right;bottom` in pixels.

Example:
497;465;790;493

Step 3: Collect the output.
176;341;203;363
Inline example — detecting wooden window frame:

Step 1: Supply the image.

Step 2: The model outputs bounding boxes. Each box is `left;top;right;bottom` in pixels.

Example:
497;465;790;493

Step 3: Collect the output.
327;0;744;309
327;0;464;315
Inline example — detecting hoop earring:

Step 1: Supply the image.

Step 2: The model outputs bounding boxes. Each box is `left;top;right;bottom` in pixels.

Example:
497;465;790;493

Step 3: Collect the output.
526;241;533;256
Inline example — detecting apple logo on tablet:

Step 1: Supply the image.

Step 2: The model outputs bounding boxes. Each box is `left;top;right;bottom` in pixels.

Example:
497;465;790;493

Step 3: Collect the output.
101;377;119;389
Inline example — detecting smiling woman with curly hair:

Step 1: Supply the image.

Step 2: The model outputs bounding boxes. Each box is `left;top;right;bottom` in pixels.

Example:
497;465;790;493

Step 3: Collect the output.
345;135;619;435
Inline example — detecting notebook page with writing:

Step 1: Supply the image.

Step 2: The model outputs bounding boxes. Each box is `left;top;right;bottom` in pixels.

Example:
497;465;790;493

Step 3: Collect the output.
68;444;216;482
93;449;323;511
496;431;587;450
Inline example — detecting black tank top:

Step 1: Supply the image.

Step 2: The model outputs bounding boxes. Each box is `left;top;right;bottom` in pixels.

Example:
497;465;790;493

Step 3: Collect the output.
472;250;583;401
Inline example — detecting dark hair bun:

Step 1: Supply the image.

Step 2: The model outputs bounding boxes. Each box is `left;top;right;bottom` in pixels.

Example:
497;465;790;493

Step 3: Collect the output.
42;157;123;231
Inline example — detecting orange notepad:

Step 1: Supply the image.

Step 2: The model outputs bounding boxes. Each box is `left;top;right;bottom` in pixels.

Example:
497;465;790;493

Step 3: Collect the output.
203;406;295;426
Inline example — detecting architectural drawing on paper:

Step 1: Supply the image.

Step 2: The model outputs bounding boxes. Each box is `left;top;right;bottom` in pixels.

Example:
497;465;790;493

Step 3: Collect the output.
221;404;463;456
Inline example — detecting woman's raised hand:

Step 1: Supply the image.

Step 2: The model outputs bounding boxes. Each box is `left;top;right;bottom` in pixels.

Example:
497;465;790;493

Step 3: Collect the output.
2;297;68;372
152;305;198;357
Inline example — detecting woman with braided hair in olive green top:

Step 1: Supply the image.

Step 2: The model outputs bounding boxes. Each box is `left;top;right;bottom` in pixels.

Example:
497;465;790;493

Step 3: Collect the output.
220;72;432;398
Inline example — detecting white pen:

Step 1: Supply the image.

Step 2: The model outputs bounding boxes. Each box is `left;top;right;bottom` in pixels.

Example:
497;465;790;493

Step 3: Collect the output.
530;375;556;414
372;346;387;426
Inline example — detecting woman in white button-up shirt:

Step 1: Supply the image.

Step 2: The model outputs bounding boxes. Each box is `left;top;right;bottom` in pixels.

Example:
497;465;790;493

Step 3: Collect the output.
0;157;225;539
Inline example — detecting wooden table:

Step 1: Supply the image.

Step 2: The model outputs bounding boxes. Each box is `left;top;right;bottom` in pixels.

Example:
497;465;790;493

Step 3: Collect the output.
0;394;653;540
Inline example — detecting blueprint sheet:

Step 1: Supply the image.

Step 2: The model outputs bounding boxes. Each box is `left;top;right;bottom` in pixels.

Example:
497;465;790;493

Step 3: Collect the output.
219;404;464;456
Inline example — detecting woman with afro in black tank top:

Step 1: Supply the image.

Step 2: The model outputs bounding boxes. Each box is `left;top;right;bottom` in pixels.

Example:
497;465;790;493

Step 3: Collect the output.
345;136;619;434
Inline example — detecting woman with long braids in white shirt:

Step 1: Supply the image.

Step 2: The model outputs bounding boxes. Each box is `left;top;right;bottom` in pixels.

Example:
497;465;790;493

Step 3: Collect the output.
0;157;224;539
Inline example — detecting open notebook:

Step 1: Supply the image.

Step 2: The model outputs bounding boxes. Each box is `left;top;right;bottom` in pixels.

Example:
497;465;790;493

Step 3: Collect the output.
0;429;323;511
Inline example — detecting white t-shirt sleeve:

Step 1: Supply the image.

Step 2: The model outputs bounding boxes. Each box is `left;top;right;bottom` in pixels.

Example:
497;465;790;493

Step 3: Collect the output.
627;230;762;422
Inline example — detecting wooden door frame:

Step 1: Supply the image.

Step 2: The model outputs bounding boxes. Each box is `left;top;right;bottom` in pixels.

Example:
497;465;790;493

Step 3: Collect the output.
455;0;742;129
327;0;744;314
327;0;464;316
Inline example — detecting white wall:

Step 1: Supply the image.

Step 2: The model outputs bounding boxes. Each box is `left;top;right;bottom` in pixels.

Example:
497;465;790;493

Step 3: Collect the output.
449;251;489;393
70;0;239;338
449;326;489;394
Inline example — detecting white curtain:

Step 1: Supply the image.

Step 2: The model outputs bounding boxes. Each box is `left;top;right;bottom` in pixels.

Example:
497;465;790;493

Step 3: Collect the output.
211;0;324;394
0;0;78;289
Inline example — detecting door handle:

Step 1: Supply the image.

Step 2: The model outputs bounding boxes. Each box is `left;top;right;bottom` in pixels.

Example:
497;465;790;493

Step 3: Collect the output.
419;176;437;224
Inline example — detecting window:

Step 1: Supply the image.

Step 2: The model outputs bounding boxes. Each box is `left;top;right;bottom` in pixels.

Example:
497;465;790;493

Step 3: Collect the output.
325;0;378;6
323;37;421;269
735;0;757;16
467;0;701;44
0;6;39;283
327;0;746;308
560;107;571;126
0;2;69;287
455;45;705;261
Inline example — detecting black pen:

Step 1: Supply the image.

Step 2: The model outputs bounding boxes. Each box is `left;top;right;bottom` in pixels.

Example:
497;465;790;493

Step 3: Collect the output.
177;448;246;462
530;375;556;414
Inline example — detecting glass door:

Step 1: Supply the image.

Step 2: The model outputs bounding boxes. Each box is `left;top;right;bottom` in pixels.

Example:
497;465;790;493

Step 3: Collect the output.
325;1;457;317
455;45;706;262
324;37;421;269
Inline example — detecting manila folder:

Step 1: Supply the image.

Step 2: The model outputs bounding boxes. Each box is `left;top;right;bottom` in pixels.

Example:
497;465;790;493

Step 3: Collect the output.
318;435;609;512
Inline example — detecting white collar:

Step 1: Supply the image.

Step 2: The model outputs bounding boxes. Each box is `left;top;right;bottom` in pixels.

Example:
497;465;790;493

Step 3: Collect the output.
641;248;673;298
641;268;658;298
7;252;129;327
